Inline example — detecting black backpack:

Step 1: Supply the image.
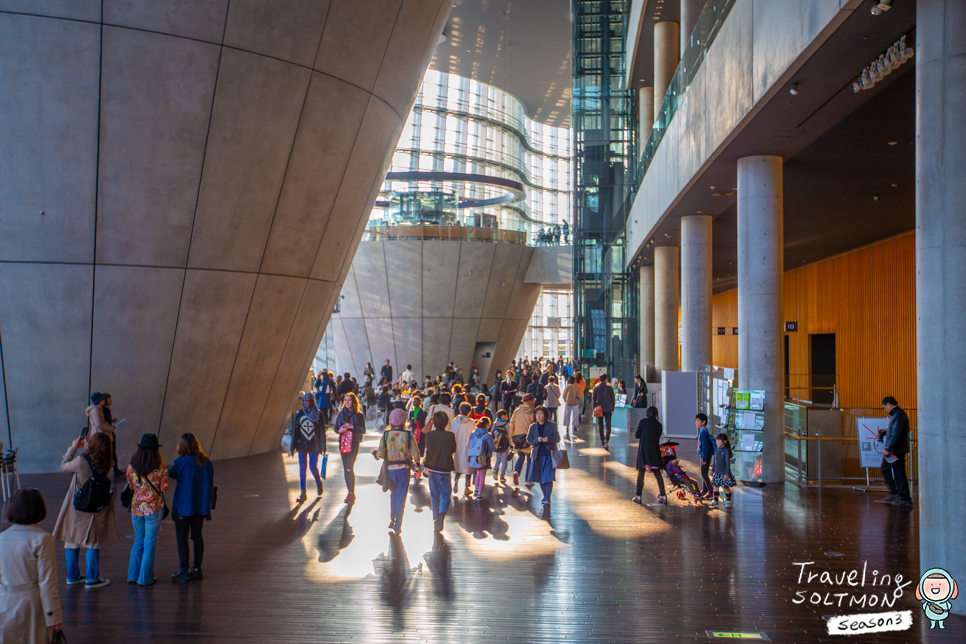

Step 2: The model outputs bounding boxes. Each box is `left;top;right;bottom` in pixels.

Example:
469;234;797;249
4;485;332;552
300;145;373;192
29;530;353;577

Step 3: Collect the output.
73;455;113;513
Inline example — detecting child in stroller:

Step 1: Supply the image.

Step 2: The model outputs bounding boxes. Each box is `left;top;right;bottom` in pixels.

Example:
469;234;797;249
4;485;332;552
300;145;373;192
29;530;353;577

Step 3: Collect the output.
660;441;703;504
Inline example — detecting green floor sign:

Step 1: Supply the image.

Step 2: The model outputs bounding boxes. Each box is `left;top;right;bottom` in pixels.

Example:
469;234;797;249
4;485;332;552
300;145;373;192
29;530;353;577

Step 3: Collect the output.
705;632;769;640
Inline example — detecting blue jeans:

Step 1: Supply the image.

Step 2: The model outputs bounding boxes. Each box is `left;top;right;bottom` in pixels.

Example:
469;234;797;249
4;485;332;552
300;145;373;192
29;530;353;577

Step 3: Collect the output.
128;508;163;584
65;544;100;583
298;451;323;492
388;469;410;530
428;472;452;520
515;451;529;475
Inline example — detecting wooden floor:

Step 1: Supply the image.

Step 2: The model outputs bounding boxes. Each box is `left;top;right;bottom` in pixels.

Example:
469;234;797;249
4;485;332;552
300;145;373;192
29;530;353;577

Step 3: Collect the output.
4;418;963;643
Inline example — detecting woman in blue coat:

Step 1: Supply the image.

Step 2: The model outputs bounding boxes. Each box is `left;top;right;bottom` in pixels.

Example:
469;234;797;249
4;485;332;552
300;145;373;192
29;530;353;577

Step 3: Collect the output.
526;406;560;507
168;433;214;583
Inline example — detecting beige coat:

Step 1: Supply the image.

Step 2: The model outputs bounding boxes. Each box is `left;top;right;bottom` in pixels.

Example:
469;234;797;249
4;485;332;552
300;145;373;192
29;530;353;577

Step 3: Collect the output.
52;446;118;547
0;524;62;643
509;403;535;454
562;383;581;406
86;405;114;436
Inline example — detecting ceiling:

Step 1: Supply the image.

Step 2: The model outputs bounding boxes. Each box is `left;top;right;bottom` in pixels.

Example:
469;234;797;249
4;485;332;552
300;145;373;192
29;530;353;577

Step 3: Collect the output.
431;0;573;128
627;0;680;89
628;0;917;293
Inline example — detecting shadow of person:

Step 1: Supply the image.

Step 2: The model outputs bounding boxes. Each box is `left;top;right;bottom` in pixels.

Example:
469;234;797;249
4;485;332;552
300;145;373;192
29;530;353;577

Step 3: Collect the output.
374;534;420;628
317;504;354;563
235;497;322;566
423;533;454;601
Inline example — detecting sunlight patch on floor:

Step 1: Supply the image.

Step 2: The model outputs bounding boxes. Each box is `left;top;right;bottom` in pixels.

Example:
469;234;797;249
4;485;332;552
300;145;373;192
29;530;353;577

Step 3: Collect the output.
558;469;670;539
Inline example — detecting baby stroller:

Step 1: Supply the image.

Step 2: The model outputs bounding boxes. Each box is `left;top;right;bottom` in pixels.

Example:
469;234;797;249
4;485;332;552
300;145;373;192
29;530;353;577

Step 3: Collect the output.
660;441;703;505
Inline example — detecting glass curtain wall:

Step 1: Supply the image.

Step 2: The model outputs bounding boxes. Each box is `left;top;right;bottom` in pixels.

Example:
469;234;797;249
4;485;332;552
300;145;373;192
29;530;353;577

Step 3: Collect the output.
572;0;638;384
517;290;574;361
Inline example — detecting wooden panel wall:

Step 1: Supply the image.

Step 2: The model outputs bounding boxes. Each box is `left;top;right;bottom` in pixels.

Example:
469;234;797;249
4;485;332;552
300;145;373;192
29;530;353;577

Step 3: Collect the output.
711;232;916;411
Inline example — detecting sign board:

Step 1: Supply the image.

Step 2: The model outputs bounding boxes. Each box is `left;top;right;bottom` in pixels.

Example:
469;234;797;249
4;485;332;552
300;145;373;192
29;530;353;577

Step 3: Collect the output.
616;394;627;407
717;327;726;335
588;366;607;381
785;321;798;332
705;632;769;641
732;327;738;335
735;391;750;410
858;417;890;468
546;316;563;328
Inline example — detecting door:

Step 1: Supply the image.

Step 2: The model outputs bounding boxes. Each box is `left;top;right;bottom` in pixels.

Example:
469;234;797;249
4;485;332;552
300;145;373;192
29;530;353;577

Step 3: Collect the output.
810;333;836;405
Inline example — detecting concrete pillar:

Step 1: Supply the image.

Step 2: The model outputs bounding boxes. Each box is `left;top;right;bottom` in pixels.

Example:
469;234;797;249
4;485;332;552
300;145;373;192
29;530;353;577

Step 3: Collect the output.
737;155;783;484
638;86;654;154
654;246;679;374
916;0;966;615
681;215;712;373
639;265;655;370
680;0;707;58
653;21;679;119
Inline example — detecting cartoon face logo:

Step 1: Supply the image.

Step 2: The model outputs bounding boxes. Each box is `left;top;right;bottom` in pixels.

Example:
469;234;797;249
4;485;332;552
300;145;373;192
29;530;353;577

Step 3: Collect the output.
916;568;959;629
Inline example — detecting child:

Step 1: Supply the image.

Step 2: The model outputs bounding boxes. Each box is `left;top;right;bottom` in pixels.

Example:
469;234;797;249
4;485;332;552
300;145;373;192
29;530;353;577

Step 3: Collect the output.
469;394;491;422
666;458;701;497
467;417;494;499
711;433;736;508
490;409;512;482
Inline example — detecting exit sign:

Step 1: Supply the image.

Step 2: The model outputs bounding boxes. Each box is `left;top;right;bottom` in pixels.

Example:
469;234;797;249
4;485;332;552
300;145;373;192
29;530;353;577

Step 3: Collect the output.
705;632;769;641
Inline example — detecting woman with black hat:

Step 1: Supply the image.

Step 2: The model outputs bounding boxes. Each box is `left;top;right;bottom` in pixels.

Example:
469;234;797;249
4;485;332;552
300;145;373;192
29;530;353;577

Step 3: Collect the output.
125;434;169;585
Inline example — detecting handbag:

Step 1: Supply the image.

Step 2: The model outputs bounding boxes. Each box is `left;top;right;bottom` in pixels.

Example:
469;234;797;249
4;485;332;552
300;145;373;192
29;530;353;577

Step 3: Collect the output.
512;433;528;450
339;428;354;454
551;447;570;470
320;453;328;479
593;405;603;418
120;483;134;510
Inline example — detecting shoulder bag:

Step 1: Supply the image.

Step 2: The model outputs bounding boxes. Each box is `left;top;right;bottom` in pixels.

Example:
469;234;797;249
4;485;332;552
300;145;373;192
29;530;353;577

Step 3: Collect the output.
142;473;170;520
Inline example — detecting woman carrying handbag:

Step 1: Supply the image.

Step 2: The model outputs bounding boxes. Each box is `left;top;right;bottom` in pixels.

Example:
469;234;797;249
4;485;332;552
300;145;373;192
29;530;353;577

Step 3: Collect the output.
124;434;169;585
335;393;366;504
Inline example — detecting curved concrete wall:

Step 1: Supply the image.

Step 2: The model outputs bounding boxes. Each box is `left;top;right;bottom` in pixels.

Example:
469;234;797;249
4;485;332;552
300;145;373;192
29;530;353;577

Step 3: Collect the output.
332;241;543;383
0;0;450;471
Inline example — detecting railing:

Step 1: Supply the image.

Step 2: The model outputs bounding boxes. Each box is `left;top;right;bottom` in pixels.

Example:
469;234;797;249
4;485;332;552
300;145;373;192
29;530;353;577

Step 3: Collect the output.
784;403;918;488
634;0;738;186
362;225;528;245
785;373;838;407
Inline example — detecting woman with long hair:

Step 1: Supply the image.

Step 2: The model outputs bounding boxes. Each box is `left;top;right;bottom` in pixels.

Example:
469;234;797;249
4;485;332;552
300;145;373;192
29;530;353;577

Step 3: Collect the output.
125;434;169;585
334;392;366;504
168;433;214;583
53;432;118;588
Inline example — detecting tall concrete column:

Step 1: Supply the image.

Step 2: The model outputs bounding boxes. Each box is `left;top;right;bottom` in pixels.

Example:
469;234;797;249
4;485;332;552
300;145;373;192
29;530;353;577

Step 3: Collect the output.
680;0;707;57
654;246;679;374
653;21;679;119
737;156;783;484
639;265;655;371
916;0;966;615
638;86;654;154
681;215;712;373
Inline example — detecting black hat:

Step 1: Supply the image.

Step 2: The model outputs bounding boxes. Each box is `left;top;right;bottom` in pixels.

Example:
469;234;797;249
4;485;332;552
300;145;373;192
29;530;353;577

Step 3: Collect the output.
90;392;110;405
137;434;161;449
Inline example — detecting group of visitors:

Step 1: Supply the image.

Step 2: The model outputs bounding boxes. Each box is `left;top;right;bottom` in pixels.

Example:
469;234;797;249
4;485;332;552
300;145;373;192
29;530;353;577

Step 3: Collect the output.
534;220;570;246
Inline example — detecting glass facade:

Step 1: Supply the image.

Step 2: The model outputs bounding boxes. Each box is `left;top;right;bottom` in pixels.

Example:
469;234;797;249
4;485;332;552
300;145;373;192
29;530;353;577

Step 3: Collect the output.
368;69;573;244
572;0;638;384
517;289;574;361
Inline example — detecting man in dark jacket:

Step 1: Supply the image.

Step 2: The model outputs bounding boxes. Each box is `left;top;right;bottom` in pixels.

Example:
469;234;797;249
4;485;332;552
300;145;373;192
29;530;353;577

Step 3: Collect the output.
696;413;714;497
500;373;518;413
380;359;393;385
336;372;354;405
592;374;616;449
880;396;912;506
424;411;457;532
526;375;546;407
635;406;667;504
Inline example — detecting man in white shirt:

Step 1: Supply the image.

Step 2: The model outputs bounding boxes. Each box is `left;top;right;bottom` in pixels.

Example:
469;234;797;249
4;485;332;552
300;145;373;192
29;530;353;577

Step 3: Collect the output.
400;364;414;385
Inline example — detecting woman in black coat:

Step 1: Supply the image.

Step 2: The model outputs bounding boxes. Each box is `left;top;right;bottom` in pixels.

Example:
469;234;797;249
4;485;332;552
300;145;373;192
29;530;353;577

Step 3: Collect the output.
634;406;666;504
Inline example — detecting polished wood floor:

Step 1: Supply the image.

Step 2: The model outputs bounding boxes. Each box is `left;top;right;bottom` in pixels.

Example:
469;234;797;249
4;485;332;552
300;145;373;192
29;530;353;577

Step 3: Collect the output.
4;418;963;643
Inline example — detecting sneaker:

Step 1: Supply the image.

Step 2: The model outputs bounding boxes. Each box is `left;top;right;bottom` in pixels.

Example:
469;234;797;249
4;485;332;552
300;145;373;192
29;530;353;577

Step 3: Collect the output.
188;569;203;581
542;500;551;507
603;441;609;450
631;496;642;504
513;472;519;486
138;578;157;586
500;476;506;483
725;499;732;508
67;578;86;586
493;472;498;481
85;578;110;588
711;500;719;508
344;493;355;505
171;572;191;583
881;494;899;503
657;495;668;505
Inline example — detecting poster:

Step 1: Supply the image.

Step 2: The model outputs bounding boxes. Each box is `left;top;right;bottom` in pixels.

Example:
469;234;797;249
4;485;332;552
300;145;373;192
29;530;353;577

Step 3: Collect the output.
589;366;607;381
749;390;765;411
735;391;751;410
857;417;890;468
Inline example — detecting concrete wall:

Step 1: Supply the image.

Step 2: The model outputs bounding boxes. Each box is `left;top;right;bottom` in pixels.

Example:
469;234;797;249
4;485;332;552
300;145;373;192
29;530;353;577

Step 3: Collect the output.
626;0;857;263
332;240;543;384
523;245;573;288
0;0;451;471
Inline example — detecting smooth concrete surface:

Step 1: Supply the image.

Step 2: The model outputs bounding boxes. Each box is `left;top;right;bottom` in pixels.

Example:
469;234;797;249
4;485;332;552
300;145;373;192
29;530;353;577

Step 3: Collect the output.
654;246;679;374
638;86;654;153
737;156;783;484
332;241;543;383
680;0;707;57
0;0;451;471
624;0;650;89
653;21;679;118
916;0;966;615
626;0;851;266
680;215;712;373
523;244;573;288
639;265;655;369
